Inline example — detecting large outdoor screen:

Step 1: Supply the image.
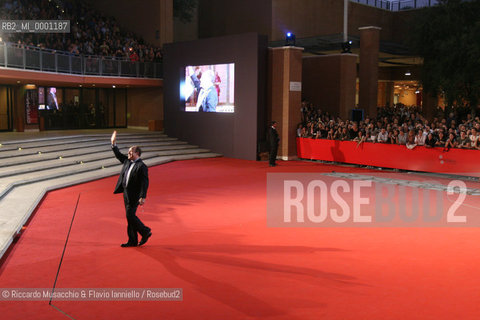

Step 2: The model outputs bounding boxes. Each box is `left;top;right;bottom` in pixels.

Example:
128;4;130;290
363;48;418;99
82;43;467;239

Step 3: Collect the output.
181;63;235;113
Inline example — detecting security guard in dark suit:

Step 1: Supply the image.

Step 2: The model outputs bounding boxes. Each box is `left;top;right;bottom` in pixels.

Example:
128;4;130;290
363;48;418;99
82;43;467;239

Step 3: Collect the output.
267;121;280;167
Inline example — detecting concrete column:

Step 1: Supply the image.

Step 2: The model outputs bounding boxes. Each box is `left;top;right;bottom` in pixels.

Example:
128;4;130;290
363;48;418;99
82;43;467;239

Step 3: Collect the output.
302;54;356;120
338;54;357;120
268;46;303;160
359;26;381;118
376;81;395;108
159;0;174;46
377;81;386;107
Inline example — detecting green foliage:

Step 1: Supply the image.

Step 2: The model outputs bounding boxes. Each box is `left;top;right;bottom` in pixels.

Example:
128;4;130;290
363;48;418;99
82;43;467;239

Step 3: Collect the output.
173;0;198;23
407;0;480;108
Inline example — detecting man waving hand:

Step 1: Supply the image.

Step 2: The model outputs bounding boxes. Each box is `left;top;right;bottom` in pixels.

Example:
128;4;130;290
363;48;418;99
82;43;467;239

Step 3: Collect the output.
111;131;152;247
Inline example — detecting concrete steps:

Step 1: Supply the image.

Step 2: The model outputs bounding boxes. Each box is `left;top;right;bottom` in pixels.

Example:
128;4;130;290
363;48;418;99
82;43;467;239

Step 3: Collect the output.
0;131;222;258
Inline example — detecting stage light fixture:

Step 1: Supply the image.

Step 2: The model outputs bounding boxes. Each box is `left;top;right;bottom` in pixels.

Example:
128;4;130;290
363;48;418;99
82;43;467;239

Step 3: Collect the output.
341;40;353;53
285;32;296;46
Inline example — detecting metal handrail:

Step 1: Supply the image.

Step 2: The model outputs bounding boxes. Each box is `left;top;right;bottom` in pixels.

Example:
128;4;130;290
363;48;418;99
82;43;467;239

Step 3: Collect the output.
350;0;439;11
0;41;163;79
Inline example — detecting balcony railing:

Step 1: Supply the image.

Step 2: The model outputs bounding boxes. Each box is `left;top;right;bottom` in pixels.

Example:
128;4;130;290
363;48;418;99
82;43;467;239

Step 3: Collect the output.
0;41;163;78
351;0;439;11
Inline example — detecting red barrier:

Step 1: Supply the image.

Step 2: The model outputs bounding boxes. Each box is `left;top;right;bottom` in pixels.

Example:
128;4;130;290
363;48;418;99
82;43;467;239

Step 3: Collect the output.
296;137;480;176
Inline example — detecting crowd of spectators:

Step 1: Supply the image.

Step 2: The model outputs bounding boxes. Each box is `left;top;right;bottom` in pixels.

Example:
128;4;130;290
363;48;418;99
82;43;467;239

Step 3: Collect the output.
0;0;163;63
298;101;480;151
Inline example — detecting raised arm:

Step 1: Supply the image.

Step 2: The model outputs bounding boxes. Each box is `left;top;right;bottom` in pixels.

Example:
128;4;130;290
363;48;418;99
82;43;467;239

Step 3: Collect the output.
111;130;117;145
111;130;128;163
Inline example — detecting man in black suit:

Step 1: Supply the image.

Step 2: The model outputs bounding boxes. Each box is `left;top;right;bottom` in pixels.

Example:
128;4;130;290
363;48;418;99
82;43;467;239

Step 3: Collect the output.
111;131;152;247
267;121;280;167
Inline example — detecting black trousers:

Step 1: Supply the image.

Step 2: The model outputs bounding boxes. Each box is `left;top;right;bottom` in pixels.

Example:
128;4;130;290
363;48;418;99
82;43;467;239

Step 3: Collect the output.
269;145;278;165
123;193;150;244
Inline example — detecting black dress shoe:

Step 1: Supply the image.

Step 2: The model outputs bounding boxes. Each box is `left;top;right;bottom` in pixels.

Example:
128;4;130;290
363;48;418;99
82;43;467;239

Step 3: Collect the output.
138;231;152;246
121;242;137;247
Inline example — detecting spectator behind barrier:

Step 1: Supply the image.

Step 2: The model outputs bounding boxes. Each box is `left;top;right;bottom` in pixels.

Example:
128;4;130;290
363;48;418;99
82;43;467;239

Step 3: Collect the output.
298;100;480;150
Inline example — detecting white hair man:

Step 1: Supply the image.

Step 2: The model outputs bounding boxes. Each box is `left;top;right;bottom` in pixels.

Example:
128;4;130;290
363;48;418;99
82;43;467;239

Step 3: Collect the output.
196;69;218;112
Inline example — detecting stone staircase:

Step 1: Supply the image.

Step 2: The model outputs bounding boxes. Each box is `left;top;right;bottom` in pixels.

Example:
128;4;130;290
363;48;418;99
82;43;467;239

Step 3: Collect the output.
0;131;221;259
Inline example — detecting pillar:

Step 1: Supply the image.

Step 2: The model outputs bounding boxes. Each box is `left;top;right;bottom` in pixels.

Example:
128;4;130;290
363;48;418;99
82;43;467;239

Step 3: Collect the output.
302;54;356;120
159;0;174;47
268;46;303;160
359;26;381;118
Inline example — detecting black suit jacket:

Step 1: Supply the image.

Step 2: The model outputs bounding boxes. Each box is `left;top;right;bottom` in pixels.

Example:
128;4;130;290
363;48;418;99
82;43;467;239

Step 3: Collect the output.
267;127;279;150
112;145;149;203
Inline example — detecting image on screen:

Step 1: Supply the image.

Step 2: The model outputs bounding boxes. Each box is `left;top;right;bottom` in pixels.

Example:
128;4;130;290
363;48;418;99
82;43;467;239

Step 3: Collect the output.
46;87;59;110
181;63;235;113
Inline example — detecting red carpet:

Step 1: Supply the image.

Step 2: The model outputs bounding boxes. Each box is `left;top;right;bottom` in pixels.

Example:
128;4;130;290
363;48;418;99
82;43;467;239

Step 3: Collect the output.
1;158;480;319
